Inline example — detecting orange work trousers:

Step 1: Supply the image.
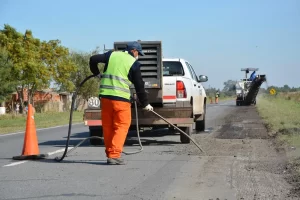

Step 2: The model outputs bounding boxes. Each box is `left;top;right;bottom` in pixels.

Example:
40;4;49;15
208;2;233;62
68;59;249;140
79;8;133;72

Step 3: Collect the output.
215;97;219;104
101;98;131;158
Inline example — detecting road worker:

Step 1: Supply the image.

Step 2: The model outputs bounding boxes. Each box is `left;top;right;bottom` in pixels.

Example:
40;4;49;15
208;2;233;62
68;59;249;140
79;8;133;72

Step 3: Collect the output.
215;90;220;104
250;71;256;81
209;95;213;104
208;92;213;104
89;41;153;165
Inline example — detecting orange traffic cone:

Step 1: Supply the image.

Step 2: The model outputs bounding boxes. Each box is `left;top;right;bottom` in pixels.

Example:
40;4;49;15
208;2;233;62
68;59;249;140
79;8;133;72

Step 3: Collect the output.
13;104;48;160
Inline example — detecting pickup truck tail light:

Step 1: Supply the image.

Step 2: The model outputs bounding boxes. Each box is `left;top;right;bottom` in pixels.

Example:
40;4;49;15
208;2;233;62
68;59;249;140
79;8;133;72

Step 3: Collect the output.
176;81;187;98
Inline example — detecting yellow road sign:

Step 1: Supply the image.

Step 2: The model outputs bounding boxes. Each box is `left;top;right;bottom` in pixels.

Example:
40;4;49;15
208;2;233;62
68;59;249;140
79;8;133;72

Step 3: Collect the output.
269;88;276;95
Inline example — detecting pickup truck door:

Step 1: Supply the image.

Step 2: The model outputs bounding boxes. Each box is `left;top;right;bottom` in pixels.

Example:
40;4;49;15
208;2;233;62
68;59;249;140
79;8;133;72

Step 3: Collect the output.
189;63;206;114
185;62;201;115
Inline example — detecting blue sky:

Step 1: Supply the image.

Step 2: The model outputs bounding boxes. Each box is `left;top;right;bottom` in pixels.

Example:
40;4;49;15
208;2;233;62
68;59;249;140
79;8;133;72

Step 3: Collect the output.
1;0;299;89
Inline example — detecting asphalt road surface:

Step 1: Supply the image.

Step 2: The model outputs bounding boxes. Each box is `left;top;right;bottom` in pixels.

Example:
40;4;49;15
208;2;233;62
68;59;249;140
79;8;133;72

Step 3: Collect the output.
0;100;298;200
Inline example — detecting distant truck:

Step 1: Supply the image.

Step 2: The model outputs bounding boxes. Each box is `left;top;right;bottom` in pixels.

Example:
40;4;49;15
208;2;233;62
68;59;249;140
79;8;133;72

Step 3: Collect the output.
235;68;266;106
83;41;208;144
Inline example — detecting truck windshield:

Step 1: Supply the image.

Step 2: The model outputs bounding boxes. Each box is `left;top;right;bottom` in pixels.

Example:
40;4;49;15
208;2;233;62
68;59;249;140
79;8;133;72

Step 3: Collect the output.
163;61;184;76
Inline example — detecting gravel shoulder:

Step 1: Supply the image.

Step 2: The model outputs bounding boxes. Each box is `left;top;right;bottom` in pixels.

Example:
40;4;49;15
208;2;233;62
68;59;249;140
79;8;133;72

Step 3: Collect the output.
170;104;299;200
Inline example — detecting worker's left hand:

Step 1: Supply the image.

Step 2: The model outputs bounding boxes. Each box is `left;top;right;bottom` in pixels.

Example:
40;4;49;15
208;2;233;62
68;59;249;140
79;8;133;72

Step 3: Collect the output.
143;104;153;111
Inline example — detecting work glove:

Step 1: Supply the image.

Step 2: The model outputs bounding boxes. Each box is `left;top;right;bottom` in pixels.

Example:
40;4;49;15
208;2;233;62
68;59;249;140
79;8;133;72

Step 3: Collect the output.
143;104;153;111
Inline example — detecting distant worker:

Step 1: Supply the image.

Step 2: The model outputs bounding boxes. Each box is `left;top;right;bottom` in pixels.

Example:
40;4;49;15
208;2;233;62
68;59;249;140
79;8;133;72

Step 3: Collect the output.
249;71;256;81
215;90;220;104
209;95;213;104
89;41;153;165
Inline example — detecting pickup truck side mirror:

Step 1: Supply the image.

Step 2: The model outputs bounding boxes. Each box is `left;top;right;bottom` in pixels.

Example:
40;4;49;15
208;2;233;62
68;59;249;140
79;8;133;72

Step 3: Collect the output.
199;75;208;82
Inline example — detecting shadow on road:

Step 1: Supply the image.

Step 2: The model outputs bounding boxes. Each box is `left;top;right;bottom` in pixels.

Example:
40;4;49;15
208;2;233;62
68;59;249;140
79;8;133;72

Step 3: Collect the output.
38;138;181;148
38;128;182;148
37;158;109;165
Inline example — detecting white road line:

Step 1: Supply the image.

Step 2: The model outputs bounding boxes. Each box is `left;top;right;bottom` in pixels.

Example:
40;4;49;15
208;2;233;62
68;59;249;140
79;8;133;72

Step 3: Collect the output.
2;147;74;167
0;123;84;137
3;161;27;167
47;147;74;156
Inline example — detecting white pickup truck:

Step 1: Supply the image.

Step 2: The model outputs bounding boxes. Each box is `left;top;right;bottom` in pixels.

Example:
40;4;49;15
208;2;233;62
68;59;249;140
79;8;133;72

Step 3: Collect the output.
83;41;208;144
162;57;208;124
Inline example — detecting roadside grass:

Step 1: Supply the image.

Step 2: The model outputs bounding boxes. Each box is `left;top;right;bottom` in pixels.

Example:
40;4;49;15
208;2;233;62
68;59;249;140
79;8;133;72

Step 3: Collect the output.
257;93;300;193
279;92;300;102
257;94;300;138
0;111;84;134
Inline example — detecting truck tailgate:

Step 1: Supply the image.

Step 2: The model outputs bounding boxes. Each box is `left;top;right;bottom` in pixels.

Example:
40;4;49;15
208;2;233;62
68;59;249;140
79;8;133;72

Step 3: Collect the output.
162;76;177;103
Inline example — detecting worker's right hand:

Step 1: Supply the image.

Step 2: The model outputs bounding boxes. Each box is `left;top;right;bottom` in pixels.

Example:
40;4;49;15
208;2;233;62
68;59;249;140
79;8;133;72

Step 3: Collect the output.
143;104;153;111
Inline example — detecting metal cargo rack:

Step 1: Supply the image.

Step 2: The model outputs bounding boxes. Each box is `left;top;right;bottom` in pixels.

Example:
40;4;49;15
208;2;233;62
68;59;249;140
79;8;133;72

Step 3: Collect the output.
114;41;163;105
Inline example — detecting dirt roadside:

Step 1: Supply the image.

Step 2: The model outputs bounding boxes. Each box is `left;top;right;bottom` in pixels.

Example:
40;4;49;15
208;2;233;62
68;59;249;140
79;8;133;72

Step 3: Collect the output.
178;105;300;199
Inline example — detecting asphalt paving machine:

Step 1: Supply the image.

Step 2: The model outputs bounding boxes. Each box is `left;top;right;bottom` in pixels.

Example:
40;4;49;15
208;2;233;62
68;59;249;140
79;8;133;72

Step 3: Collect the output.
235;68;266;106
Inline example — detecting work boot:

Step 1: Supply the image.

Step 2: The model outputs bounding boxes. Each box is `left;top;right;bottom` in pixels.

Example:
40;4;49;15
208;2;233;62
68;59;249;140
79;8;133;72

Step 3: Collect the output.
107;158;126;165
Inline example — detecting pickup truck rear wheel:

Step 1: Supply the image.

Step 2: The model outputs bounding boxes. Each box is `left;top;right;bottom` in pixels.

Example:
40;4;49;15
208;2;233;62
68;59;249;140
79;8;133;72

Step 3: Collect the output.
195;105;206;132
195;118;205;132
89;127;103;146
180;126;192;144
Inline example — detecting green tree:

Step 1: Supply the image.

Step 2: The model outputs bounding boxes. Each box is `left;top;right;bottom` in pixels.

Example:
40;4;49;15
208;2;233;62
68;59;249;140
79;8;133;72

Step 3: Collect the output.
65;51;102;109
282;84;290;92
0;24;76;111
40;39;77;92
222;80;236;96
0;47;17;107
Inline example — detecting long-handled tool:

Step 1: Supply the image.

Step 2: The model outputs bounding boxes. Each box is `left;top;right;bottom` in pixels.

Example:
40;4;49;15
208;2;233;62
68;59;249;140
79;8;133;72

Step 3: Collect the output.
150;110;205;153
55;75;205;162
